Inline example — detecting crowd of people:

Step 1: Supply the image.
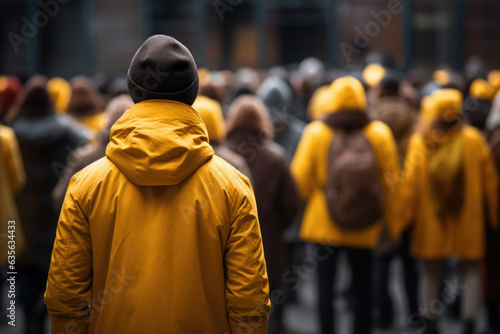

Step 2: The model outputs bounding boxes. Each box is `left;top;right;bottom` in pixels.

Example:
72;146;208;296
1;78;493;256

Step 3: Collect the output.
1;35;500;334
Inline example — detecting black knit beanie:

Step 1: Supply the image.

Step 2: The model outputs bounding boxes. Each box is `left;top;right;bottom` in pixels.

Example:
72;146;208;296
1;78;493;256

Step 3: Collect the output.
127;35;199;105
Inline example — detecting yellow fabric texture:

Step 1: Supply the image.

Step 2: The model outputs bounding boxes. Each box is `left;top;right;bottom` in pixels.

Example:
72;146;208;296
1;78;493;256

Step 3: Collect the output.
469;78;495;101
291;120;400;249
0;125;26;265
397;90;499;260
82;112;107;133
326;76;367;112
398;127;498;260
193;95;225;141
47;77;72;114
428;131;463;184
429;88;463;121
44;100;270;334
307;85;331;120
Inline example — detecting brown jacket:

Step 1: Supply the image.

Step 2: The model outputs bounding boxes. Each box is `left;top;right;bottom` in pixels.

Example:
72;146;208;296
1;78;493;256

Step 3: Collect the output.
226;95;300;286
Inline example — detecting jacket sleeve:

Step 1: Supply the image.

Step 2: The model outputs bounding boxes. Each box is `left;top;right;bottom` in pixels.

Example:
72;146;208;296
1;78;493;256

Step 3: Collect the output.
291;124;317;200
44;175;92;334
393;134;421;239
225;182;271;334
480;136;499;230
1;126;25;194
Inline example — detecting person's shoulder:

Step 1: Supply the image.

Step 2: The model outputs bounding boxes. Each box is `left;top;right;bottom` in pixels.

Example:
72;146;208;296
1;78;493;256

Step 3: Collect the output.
462;125;490;151
365;119;392;136
462;124;485;140
305;119;328;133
204;155;253;195
70;156;115;199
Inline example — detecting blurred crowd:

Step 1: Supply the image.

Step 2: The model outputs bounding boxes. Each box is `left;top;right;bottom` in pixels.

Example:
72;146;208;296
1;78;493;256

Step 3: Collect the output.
1;52;500;334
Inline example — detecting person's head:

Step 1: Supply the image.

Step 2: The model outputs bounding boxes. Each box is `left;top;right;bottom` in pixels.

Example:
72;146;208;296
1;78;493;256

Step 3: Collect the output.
420;88;463;131
377;73;401;98
326;76;367;114
257;76;293;124
6;75;53;123
226;95;273;139
469;78;495;102
0;76;22;115
192;96;225;143
67;76;104;117
127;35;199;105
47;77;71;113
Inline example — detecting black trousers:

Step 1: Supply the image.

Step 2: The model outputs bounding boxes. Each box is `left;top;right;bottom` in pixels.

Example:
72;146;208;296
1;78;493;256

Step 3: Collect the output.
374;228;419;325
317;246;373;334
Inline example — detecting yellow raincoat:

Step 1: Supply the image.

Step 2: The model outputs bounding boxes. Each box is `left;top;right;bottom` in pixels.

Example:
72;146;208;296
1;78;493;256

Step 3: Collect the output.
398;89;499;260
292;77;400;249
45;100;270;334
0;125;26;265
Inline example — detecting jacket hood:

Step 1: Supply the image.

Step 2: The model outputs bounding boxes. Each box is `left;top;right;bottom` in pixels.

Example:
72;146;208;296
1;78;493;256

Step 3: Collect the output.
257;76;293;111
257;76;295;126
226;94;273;139
469;78;495;101
106;99;213;186
192;95;225;142
326;76;367;113
47;77;71;114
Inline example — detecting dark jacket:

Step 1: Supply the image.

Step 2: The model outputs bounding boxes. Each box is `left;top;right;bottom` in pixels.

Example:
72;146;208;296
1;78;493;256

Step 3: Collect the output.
9;76;89;270
52;95;134;212
226;95;300;286
12;114;89;270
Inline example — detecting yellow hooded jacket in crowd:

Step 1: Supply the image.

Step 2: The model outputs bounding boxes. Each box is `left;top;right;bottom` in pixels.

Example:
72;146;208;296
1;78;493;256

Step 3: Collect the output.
44;100;271;334
292;77;400;249
398;89;499;260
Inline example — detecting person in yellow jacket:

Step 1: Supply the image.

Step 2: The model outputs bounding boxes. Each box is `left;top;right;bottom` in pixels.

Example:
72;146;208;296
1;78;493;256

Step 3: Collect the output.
0;124;26;265
291;76;399;334
398;89;499;334
44;35;270;334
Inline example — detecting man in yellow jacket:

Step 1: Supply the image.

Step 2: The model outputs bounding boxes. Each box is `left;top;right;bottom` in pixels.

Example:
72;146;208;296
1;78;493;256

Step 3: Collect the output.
291;76;400;334
44;35;270;334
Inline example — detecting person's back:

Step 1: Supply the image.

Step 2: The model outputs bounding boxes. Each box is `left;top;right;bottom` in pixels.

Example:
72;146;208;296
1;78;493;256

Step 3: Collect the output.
45;35;270;334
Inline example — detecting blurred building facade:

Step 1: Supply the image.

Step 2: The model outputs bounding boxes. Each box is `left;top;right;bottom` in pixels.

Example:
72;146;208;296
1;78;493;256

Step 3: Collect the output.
1;0;499;78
